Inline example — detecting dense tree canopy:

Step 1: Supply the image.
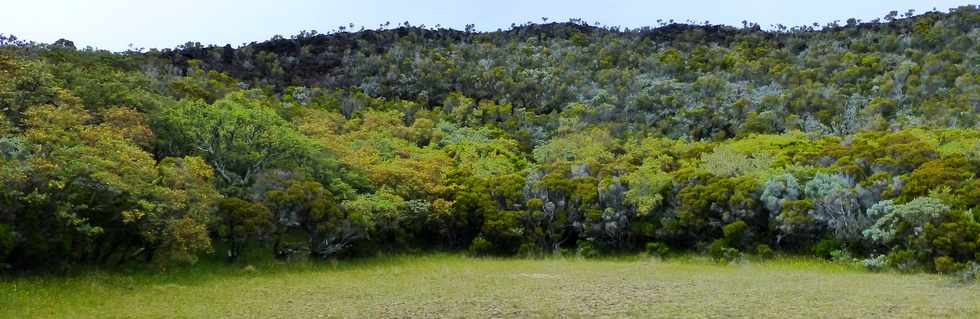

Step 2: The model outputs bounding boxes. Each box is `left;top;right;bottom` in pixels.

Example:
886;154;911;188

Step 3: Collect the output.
1;6;979;273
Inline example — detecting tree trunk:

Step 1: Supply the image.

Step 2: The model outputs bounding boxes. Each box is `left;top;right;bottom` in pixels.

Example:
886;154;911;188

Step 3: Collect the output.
226;223;240;263
306;223;322;258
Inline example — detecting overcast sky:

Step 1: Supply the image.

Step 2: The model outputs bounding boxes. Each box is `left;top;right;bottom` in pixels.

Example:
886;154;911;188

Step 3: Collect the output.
1;0;972;51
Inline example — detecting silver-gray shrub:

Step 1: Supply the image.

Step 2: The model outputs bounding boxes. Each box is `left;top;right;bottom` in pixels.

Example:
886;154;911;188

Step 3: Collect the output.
863;197;951;245
804;173;875;242
760;173;802;217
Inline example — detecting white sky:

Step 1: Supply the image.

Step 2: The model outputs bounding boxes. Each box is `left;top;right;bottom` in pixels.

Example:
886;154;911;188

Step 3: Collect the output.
0;0;972;51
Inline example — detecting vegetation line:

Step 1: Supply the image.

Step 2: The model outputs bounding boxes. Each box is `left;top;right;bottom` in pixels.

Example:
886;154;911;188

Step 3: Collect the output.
0;6;979;281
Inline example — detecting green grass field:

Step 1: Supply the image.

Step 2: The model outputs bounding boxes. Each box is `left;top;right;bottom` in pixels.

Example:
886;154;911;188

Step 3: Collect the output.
2;254;978;318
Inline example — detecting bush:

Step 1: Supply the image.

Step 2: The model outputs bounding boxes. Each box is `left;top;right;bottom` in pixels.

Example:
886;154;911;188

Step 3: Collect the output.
864;197;977;269
723;220;750;249
887;249;922;272
700;146;773;177
467;237;493;256
577;240;600;258
760;174;802;215
754;244;774;259
920;210;980;265
472;210;522;255
771;199;818;248
863;255;888;272
708;239;741;264
812;239;843;259
957;262;980;284
863;197;951;245
901;155;974;201
934;256;959;274
830;249;855;262
805;174;872;243
646;242;670;258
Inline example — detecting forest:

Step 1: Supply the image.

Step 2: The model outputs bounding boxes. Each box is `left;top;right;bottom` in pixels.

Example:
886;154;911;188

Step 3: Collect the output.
1;5;979;276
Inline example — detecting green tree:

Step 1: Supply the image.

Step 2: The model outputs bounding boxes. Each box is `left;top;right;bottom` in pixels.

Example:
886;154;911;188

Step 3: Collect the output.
155;92;314;194
267;178;370;257
217;198;272;262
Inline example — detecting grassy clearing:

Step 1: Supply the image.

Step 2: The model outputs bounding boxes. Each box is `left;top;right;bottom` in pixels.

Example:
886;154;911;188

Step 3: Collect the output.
2;254;978;318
